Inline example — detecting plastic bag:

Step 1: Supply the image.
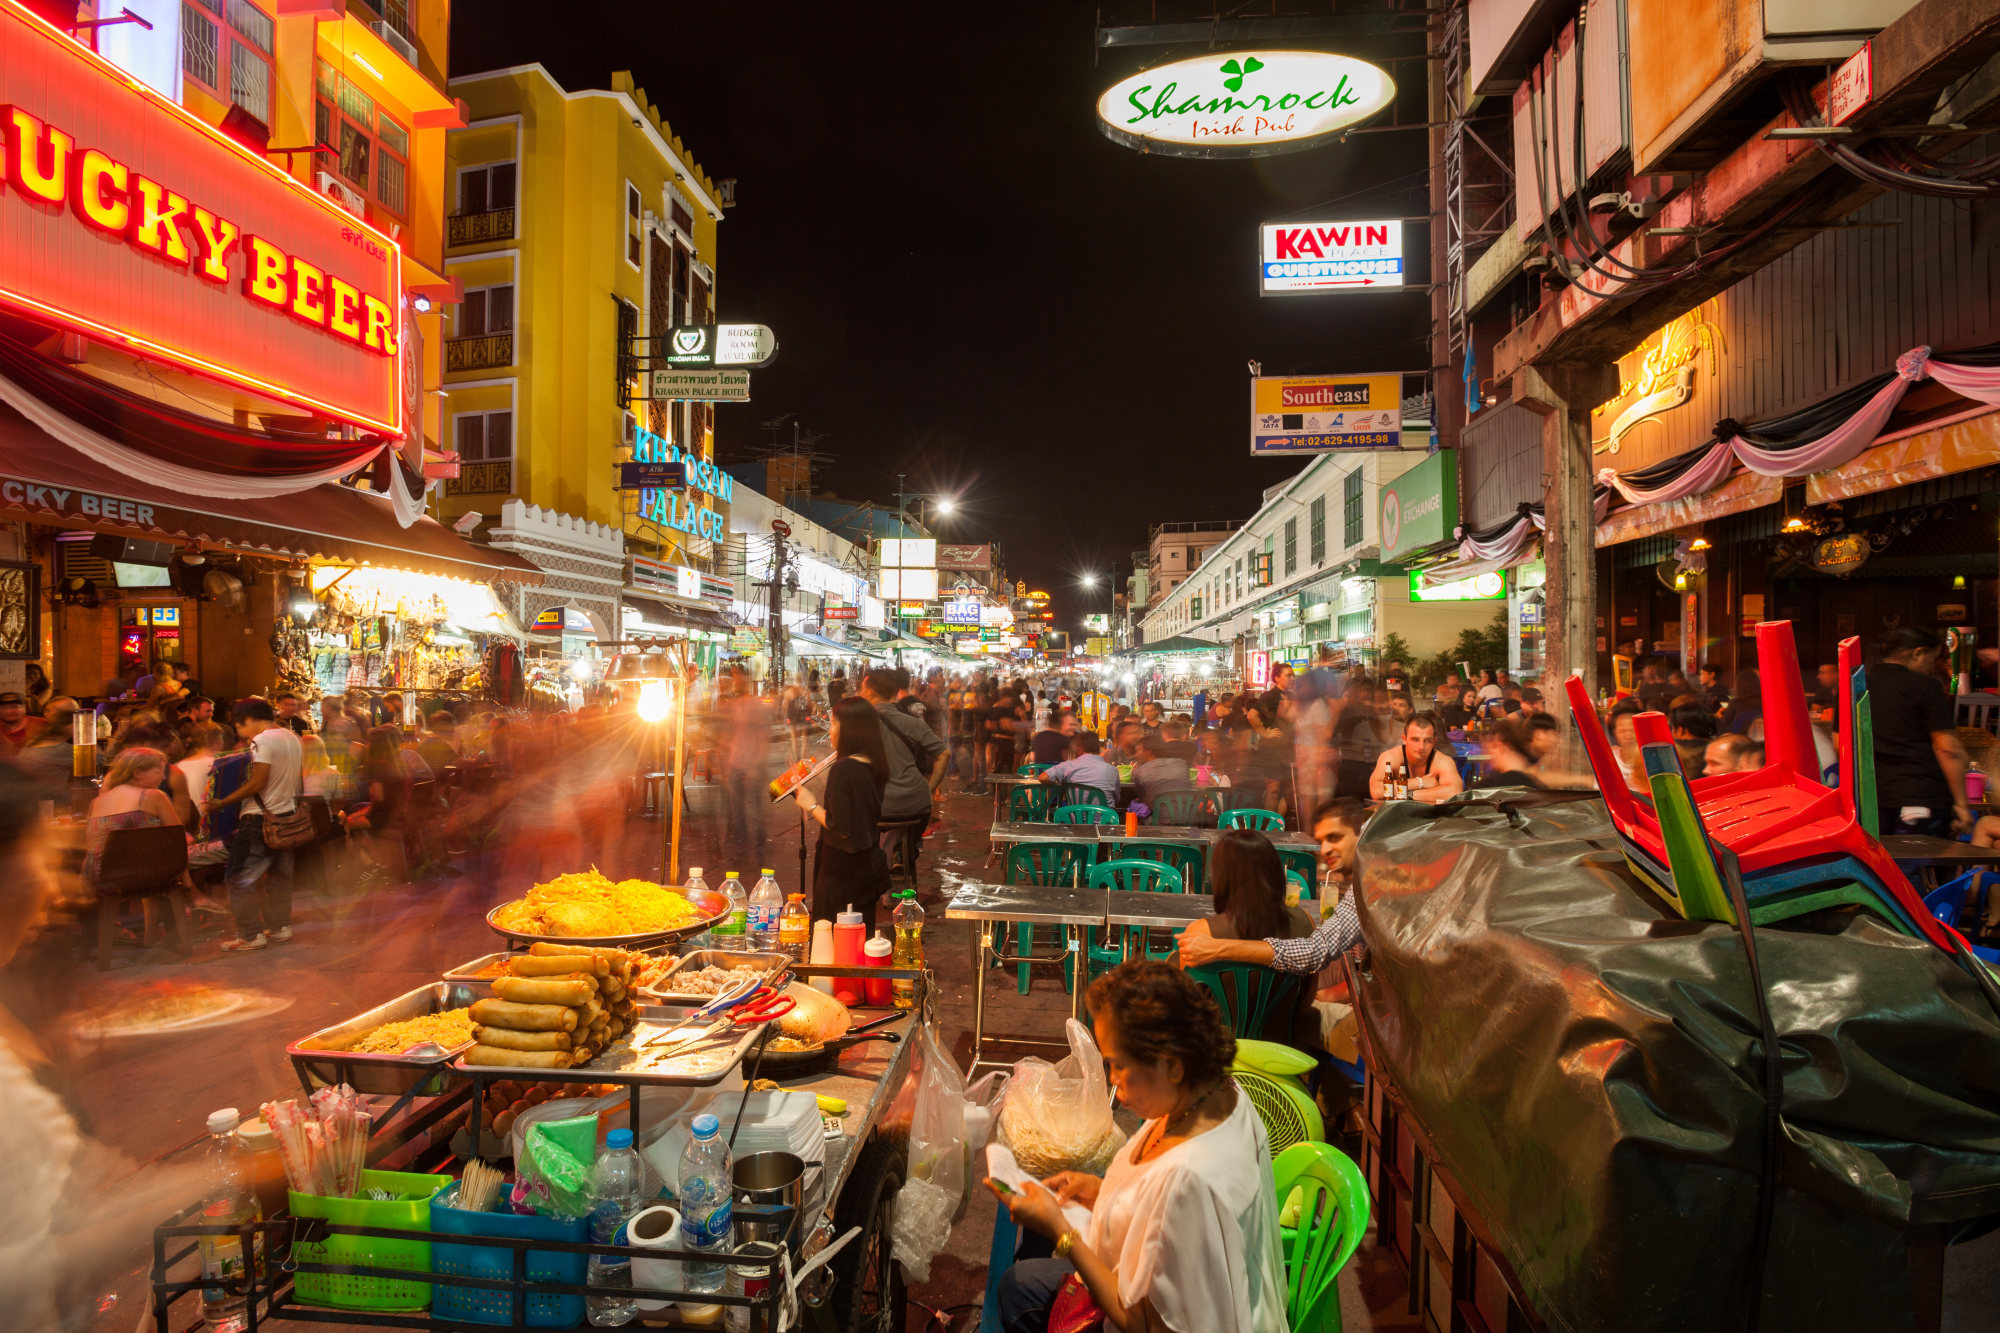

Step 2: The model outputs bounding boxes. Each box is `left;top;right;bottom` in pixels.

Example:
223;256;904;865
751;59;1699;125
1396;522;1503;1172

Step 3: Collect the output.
890;1020;1009;1283
998;1018;1126;1177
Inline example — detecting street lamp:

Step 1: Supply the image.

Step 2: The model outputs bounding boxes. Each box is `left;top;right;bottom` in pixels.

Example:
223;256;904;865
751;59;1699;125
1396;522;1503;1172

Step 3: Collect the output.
934;497;956;516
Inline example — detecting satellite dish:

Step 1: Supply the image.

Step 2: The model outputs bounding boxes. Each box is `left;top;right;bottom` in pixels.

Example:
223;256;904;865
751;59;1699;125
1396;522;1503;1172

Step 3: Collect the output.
203;568;247;609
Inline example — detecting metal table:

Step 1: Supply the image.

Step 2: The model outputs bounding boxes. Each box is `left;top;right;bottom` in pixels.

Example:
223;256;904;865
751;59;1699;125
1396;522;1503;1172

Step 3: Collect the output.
984;774;1038;824
1884;835;2000;889
946;882;1108;1073
988;821;1319;851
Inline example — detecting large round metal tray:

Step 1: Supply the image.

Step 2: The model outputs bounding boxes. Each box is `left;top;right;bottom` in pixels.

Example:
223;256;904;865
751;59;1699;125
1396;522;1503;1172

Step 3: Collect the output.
485;885;731;950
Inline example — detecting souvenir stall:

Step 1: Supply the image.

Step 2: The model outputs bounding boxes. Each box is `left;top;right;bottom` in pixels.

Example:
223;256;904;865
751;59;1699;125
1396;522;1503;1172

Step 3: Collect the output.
283;565;524;720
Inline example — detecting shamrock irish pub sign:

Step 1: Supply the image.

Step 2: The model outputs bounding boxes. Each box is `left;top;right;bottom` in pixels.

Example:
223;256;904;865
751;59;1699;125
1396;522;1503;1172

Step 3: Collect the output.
1095;49;1396;158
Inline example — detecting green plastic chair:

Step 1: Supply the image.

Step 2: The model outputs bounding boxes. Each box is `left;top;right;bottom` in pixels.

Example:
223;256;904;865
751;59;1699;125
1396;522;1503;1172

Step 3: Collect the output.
1122;839;1205;895
1004;842;1090;994
1220;807;1286;832
1147;790;1203;826
1089;857;1184;963
1271;1142;1371;1333
1007;783;1053;823
1278;845;1319;889
1017;762;1054;777
1056;782;1114;809
1187;963;1301;1042
1052;804;1121;826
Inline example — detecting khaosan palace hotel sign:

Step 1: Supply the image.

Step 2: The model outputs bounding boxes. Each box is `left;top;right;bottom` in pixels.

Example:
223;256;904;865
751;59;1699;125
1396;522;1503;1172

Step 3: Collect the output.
0;1;404;437
1096;49;1394;159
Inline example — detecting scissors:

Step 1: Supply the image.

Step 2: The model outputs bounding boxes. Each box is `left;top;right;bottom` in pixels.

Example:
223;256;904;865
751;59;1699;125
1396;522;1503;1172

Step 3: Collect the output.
638;981;796;1055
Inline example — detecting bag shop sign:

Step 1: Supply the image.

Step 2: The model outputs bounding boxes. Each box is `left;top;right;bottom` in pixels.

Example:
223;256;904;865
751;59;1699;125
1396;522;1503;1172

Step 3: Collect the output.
0;3;404;435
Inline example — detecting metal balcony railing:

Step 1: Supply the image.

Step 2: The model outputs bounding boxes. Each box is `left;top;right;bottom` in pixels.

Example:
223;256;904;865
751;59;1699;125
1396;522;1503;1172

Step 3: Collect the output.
445;333;512;372
445;461;513;496
447;207;516;246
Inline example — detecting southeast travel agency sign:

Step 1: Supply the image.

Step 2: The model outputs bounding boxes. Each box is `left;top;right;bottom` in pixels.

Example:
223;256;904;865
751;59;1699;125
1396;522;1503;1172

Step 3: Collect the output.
1096;50;1395;158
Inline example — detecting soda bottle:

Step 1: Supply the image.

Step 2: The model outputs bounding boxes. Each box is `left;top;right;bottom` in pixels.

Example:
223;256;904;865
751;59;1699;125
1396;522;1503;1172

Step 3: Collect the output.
198;1108;261;1333
678;1114;733;1294
587;1128;648;1326
747;870;783;953
778;892;810;963
891;890;924;1010
684;867;712;948
714;872;748;951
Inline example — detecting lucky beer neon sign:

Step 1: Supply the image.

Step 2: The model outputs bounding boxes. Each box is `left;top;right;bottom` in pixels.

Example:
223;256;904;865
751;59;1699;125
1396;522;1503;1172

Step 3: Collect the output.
0;110;400;356
0;1;404;435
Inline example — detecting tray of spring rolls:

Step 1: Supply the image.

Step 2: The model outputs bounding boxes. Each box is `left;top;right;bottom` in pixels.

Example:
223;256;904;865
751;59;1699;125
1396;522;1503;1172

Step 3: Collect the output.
286;982;482;1096
447;942;776;1087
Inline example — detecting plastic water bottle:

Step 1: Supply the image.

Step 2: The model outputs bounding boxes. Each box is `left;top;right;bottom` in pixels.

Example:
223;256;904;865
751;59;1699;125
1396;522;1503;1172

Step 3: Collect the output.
678;1113;733;1294
715;872;748;951
684;867;712;948
747;870;783;953
778;892;810;963
198;1107;261;1333
891;889;924;1010
587;1128;647;1326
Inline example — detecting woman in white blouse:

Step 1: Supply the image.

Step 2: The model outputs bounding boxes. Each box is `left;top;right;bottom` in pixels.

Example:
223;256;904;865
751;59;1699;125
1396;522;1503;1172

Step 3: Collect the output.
986;960;1289;1333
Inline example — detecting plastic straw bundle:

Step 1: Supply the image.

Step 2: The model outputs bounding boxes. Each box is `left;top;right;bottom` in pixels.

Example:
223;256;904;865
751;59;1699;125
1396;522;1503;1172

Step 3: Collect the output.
262;1085;374;1198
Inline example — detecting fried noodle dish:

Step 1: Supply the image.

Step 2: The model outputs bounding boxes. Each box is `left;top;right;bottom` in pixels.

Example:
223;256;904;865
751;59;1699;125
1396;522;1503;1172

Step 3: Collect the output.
492;869;704;938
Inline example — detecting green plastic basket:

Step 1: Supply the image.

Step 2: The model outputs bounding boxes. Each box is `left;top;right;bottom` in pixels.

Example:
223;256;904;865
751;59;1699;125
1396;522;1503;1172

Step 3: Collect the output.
288;1169;450;1311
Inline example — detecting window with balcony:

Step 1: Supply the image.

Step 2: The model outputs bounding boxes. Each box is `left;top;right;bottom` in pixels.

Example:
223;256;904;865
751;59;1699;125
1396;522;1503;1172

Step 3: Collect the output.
315;61;410;224
182;1;273;132
447;285;513;371
1309;496;1326;563
353;0;413;40
1343;470;1364;548
451;162;517;245
448;410;513;496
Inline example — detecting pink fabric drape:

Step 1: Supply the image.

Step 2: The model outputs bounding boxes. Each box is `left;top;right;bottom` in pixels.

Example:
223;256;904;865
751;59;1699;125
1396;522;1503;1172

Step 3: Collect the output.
1726;373;1916;477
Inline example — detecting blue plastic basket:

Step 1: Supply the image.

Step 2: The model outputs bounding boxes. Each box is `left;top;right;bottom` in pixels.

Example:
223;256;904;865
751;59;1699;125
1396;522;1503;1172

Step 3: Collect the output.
429;1184;590;1328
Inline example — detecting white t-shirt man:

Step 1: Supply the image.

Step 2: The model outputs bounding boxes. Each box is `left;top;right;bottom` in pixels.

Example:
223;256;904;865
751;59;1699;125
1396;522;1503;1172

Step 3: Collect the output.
246;725;303;816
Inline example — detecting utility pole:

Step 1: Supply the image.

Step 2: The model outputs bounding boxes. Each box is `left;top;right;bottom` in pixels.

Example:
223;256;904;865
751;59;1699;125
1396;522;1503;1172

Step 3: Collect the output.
766;519;791;685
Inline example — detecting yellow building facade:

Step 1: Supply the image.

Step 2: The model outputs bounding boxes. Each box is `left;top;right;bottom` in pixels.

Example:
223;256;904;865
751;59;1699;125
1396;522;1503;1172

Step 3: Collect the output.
439;64;725;566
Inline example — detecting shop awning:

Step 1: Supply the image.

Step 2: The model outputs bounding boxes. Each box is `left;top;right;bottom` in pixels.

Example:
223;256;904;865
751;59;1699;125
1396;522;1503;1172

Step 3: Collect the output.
791;631;873;658
623;595;735;635
0;404;543;584
1132;635;1228;656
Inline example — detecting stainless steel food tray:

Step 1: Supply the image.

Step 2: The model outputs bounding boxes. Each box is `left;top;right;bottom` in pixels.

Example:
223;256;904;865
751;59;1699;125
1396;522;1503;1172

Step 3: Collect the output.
286;982;478;1097
484;885;731;950
636;948;789;1002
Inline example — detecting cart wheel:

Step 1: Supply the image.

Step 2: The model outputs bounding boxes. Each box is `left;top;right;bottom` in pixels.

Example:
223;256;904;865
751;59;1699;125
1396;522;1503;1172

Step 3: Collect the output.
829;1137;907;1333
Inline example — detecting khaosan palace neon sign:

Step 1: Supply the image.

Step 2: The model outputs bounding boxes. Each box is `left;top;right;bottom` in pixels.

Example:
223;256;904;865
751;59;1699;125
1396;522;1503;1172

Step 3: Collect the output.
0;2;403;435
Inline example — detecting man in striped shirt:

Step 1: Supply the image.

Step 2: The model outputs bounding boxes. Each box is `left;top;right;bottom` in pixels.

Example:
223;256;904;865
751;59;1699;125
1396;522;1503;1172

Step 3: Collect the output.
1177;797;1365;972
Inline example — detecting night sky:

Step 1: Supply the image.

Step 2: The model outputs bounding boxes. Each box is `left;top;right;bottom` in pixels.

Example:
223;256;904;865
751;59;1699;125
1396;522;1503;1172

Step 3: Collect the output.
453;2;1431;624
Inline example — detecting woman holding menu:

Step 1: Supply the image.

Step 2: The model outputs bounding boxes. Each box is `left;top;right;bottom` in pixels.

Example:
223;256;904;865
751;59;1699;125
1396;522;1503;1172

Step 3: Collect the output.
793;696;892;930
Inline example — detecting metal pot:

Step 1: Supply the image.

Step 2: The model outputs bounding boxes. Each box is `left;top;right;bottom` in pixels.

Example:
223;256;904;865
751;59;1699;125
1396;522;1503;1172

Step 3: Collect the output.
732;1150;807;1249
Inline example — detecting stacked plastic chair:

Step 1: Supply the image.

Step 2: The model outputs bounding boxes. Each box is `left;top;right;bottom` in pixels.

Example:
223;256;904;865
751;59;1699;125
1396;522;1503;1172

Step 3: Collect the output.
1565;623;1992;971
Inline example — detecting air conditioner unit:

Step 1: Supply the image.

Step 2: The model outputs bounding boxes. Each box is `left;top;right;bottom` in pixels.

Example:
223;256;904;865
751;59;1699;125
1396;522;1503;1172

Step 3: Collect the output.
371;20;419;68
316;172;367;219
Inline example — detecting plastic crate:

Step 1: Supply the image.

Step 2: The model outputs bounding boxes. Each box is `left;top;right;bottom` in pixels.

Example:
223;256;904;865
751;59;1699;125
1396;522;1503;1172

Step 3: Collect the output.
430;1184;589;1328
288;1169;450;1311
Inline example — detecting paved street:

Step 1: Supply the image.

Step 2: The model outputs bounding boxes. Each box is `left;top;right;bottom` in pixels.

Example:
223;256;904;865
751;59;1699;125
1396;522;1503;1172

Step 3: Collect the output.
69;752;1425;1332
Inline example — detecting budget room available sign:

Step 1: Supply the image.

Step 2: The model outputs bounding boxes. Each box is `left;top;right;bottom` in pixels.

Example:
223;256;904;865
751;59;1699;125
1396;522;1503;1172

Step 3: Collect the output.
1251;373;1403;454
1096;49;1395;158
1261;219;1404;294
0;2;404;435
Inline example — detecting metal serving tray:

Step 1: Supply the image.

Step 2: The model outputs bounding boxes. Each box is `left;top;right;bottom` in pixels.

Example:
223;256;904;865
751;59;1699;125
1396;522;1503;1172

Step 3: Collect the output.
637;949;789;1002
286;982;478;1097
441;952;511;991
452;1001;773;1088
483;886;732;950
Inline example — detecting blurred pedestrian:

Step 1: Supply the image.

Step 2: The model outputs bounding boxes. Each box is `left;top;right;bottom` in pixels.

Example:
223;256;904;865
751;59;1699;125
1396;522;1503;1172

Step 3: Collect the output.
212;697;303;950
719;676;771;862
1870;627;1969;836
795;696;891;931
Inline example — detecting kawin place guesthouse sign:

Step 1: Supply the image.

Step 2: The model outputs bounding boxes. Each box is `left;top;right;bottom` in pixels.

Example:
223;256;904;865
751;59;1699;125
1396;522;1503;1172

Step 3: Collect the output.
1096;49;1395;158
